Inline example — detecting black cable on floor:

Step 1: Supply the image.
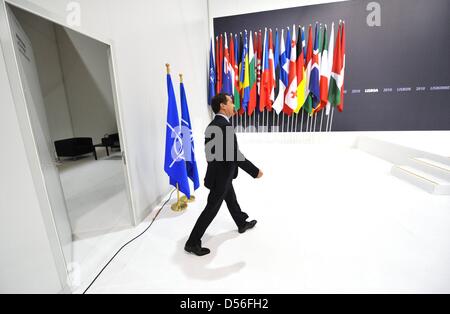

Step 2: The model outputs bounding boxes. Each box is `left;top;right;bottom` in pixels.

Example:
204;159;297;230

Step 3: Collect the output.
82;189;176;294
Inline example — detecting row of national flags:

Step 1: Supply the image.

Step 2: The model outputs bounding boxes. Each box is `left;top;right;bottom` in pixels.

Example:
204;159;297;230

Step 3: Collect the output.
209;21;346;117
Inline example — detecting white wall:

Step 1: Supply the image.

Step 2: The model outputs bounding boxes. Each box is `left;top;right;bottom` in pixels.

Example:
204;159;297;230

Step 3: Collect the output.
55;26;118;145
105;0;211;221
11;6;74;143
0;40;63;294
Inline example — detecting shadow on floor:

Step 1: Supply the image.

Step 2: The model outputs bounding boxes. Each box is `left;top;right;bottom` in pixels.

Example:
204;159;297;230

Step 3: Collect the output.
172;231;246;281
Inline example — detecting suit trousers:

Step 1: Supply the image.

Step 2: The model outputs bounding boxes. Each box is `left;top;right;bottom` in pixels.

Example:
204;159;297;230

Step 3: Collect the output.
186;183;249;247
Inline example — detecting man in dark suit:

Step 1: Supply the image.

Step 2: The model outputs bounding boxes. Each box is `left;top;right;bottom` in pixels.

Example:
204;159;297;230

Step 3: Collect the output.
185;93;263;256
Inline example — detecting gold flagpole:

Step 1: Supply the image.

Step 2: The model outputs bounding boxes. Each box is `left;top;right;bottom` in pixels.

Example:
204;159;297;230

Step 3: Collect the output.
179;73;196;204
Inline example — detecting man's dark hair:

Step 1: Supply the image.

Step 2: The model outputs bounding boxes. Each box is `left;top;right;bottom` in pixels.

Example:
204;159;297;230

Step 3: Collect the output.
211;93;230;114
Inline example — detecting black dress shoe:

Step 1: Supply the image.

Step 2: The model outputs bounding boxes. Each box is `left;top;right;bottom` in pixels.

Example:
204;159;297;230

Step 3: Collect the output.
184;244;211;256
238;220;257;234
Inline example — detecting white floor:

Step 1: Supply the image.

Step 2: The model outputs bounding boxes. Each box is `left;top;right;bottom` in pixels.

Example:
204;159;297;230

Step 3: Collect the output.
57;150;133;290
75;139;450;294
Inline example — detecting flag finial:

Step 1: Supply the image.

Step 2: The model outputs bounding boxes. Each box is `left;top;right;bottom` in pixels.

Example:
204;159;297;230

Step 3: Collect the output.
166;63;170;74
179;74;183;83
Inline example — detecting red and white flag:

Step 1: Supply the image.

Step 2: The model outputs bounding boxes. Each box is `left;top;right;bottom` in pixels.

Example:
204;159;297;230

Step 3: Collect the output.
283;25;298;115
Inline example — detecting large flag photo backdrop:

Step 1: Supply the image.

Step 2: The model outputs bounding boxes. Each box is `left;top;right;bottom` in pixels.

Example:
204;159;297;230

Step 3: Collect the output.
210;22;345;133
213;0;450;132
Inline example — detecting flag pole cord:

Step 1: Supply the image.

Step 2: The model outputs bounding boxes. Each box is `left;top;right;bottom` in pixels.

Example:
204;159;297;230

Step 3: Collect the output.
238;114;240;132
256;111;258;132
277;112;280;133
300;110;304;133
272;110;275;132
261;110;263;132
308;114;311;132
292;112;295;132
251;114;254;132
319;110;324;132
314;112;318;133
326;107;331;132
245;114;248;133
287;114;290;132
305;113;309;133
329;106;335;132
262;110;265;132
263;110;266;132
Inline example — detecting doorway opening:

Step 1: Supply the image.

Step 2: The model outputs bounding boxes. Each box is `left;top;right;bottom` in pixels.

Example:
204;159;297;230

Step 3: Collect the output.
4;3;135;291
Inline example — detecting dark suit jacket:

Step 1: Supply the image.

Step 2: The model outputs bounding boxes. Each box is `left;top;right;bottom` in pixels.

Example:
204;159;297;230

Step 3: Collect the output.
204;115;259;190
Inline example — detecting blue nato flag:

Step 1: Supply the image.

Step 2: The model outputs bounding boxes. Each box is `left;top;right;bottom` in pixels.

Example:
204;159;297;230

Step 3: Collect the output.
164;72;190;198
180;80;200;191
208;39;216;106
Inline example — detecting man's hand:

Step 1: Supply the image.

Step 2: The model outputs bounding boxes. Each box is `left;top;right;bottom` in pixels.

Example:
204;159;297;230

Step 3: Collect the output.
257;170;264;179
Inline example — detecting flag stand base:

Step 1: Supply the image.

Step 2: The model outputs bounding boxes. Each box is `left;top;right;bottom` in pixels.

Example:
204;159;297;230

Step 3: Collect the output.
171;183;188;212
180;195;196;203
171;201;187;212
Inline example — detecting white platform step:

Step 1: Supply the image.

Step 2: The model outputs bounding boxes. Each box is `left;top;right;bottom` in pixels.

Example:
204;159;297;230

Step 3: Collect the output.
356;136;450;166
391;165;450;195
415;157;450;171
411;158;450;181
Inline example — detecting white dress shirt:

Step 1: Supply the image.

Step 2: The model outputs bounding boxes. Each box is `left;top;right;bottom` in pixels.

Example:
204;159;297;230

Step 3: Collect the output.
215;113;230;123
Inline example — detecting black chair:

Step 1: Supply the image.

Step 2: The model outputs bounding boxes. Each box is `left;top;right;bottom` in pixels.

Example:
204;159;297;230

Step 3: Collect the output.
102;133;121;152
55;137;97;160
